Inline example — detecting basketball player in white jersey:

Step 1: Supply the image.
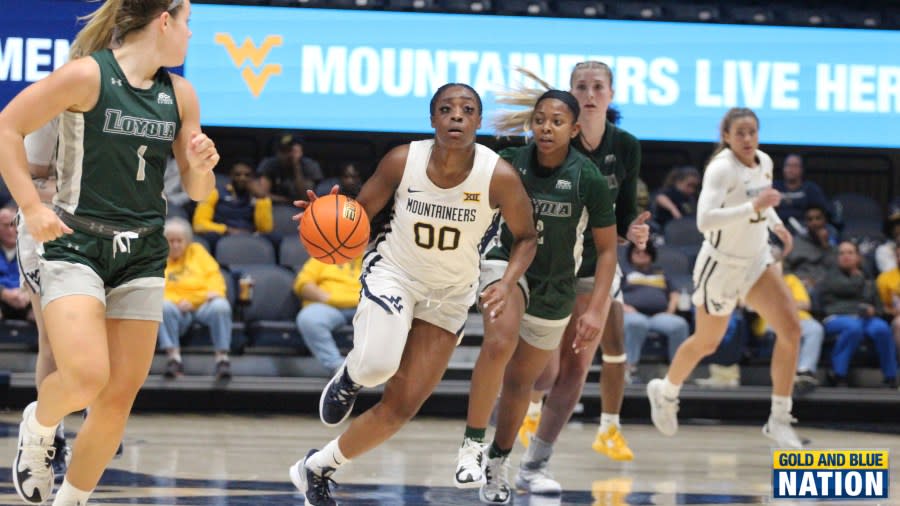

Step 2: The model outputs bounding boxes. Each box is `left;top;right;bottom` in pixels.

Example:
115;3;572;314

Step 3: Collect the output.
20;119;71;475
646;107;804;448
288;83;537;506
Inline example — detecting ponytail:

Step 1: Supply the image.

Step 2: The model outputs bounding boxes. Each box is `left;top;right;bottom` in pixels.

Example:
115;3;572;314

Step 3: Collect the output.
70;0;122;59
492;67;552;136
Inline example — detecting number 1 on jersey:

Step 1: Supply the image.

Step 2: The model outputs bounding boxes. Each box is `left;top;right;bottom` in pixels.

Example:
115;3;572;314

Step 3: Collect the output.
135;145;148;181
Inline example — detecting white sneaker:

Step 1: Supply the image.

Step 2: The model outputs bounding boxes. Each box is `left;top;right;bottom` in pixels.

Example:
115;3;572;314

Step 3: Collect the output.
12;402;55;504
516;458;561;495
480;452;511;504
763;414;803;449
453;437;485;489
646;379;679;436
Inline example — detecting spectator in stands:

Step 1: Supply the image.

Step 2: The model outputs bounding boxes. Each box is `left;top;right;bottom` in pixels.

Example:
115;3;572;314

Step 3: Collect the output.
258;133;324;203
315;161;362;198
773;154;834;234
0;206;31;320
820;241;897;387
652;166;699;230
159;218;234;381
752;246;824;395
875;242;900;367
874;201;900;274
785;204;836;289
193;160;273;251
294;255;363;376
621;242;689;382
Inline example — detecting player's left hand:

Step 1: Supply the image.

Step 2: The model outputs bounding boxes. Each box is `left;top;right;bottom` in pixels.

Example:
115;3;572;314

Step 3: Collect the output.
187;132;219;174
626;211;652;250
480;281;512;322
573;310;604;353
291;185;339;221
773;223;793;257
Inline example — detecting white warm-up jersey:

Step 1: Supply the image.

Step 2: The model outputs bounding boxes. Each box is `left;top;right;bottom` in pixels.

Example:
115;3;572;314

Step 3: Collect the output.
696;148;782;259
370;139;500;289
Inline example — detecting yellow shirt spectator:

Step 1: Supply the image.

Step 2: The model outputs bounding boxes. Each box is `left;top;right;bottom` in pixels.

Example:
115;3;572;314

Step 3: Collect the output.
294;257;363;309
165;243;227;309
876;268;900;312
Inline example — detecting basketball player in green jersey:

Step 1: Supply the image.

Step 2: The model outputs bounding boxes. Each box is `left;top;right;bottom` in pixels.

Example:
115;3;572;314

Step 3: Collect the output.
454;90;618;504
0;1;217;504
517;62;649;473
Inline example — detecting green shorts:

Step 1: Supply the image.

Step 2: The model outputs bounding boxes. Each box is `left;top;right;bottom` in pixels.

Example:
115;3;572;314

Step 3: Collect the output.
40;228;168;321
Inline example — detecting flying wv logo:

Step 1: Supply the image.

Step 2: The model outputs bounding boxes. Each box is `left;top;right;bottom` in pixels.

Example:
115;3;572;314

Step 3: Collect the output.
213;33;283;98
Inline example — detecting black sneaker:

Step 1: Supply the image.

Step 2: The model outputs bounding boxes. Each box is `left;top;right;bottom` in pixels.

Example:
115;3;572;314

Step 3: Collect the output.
215;360;232;381
164;359;184;379
793;371;818;398
289;449;337;506
51;434;69;478
319;366;362;427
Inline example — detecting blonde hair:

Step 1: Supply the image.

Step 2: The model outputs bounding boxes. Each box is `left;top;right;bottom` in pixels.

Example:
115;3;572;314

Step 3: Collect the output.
492;67;553;136
70;0;184;59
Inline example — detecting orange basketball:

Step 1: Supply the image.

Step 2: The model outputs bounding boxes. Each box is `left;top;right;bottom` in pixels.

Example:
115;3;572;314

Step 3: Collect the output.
299;194;370;265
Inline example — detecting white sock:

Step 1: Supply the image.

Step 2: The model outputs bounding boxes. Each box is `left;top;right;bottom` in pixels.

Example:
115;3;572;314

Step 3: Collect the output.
771;395;792;418
26;405;57;439
52;478;92;505
662;376;682;399
526;400;542;418
306;438;348;474
599;413;620;433
523;436;553;464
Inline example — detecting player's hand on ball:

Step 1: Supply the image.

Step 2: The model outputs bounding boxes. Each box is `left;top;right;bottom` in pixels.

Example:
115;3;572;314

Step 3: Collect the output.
292;185;340;221
187;132;219;174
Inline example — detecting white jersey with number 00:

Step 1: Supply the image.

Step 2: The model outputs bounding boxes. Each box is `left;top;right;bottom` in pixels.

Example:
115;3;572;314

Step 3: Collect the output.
369;139;500;289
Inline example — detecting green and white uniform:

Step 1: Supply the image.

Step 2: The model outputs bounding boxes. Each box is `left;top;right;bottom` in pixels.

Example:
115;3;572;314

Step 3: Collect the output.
573;121;641;299
41;49;180;321
479;143;614;350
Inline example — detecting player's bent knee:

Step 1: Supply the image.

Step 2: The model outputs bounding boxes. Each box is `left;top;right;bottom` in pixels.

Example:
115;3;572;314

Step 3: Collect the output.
350;360;401;388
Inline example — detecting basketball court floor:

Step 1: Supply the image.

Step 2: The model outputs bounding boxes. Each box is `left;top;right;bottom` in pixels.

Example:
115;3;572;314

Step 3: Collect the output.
0;412;895;505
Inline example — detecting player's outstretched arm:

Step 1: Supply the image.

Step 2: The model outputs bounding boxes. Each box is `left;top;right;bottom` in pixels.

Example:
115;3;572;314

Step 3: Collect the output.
482;158;537;320
351;145;408;220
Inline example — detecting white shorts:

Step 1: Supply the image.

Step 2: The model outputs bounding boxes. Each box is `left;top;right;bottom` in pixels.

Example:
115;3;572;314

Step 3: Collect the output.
15;212;41;294
477;259;569;350
575;261;624;303
691;242;771;316
345;259;476;387
41;261;165;321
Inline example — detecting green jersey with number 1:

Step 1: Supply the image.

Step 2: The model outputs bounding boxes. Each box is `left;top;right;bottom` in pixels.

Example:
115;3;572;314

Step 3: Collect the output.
54;49;180;229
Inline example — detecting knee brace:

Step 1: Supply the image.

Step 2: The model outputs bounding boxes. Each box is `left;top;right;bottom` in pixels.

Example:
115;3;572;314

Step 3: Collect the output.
602;353;627;364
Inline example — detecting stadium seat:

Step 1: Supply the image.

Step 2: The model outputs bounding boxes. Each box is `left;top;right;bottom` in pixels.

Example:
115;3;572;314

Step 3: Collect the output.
655;245;691;276
272;204;299;237
663;217;704;248
214;235;276;266
279;239;310;270
229;264;304;350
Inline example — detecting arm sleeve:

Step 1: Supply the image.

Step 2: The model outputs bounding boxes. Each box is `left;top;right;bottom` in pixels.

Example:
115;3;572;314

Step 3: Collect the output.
582;162;616;229
192;188;227;234
765;206;783;230
24;118;59;166
615;136;641;238
695;160;756;233
253;197;274;233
